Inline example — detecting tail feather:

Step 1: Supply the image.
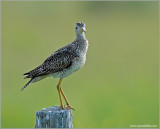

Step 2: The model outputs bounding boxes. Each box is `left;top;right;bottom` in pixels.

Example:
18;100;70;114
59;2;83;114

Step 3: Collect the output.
21;76;47;91
23;72;29;75
23;72;31;79
21;78;34;91
24;75;30;79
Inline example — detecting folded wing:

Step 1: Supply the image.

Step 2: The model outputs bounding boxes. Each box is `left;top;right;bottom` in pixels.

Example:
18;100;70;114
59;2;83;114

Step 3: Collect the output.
24;50;76;78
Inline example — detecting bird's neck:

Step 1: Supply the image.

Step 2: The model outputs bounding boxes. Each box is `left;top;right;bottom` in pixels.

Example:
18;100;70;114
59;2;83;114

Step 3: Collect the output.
76;32;86;40
74;32;88;54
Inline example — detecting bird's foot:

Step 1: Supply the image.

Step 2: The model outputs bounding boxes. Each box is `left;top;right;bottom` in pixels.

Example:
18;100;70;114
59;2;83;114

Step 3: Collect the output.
64;104;75;110
58;105;75;110
59;105;75;110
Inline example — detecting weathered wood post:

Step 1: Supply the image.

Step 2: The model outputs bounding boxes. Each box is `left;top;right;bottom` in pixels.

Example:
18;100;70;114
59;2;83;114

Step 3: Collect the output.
35;106;73;128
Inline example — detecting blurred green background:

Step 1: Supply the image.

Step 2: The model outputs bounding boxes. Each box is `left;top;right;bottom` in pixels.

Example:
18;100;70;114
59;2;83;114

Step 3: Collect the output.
1;1;159;128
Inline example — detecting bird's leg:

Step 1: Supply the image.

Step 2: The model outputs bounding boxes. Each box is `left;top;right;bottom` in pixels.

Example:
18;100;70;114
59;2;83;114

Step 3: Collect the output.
60;88;75;110
60;88;69;105
57;78;64;109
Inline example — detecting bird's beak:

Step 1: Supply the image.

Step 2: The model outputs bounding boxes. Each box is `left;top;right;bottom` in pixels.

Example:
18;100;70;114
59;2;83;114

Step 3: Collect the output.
80;28;86;33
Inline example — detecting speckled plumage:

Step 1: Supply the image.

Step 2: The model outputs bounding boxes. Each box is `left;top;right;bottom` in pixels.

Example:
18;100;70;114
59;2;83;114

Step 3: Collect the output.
21;22;88;91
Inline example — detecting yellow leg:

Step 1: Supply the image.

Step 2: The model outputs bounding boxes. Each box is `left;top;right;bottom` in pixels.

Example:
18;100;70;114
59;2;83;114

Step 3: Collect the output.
57;78;63;109
60;87;69;105
60;86;75;110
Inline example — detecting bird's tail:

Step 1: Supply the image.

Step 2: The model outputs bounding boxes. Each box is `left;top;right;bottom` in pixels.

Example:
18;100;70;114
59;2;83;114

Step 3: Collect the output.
21;78;34;91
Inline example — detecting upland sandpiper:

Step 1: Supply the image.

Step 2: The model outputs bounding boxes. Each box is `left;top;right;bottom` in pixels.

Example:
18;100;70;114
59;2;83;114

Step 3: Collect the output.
21;22;88;110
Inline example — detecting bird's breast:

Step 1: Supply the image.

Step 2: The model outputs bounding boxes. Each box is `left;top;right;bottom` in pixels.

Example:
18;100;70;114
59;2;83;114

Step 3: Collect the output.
72;54;86;71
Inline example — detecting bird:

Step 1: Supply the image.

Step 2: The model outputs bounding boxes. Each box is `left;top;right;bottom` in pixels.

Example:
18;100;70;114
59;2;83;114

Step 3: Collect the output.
21;22;89;110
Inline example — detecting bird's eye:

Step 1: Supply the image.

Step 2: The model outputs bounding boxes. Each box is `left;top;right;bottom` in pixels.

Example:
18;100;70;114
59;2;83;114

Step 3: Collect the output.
76;27;77;29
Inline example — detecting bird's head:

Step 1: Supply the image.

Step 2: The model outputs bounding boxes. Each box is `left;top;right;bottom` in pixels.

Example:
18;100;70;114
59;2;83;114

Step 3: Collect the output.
75;22;86;34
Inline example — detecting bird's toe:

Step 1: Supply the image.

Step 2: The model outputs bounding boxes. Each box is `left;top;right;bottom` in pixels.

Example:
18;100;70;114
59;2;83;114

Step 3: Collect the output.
64;104;75;110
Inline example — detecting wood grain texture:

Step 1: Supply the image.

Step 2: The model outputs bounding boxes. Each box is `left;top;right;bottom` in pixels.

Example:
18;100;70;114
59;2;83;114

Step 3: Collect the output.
35;106;73;128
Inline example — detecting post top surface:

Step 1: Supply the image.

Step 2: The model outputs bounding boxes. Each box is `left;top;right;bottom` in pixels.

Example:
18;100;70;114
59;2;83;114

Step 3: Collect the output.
37;106;72;113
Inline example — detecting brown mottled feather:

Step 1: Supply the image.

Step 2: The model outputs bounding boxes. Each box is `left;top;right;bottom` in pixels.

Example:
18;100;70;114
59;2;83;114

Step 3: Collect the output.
24;45;77;78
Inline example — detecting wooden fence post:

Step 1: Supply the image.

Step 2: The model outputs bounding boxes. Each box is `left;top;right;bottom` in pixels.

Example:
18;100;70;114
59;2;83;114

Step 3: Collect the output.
35;106;73;128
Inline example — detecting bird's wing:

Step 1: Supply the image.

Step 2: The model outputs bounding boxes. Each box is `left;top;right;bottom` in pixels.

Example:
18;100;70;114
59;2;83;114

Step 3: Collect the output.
24;48;77;78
